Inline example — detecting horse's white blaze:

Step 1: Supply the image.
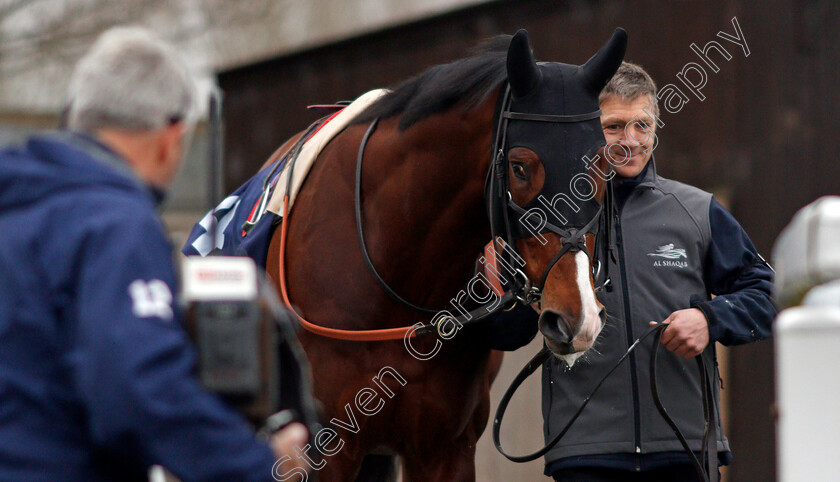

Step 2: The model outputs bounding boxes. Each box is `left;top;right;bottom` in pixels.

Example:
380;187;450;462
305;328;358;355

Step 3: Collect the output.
559;251;603;367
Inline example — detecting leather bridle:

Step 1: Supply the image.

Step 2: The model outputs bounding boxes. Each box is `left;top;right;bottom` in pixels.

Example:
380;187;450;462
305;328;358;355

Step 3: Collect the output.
275;83;613;341
484;85;613;308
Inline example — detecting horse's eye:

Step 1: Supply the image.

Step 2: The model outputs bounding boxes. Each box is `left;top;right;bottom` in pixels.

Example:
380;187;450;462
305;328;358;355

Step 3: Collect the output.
511;163;528;180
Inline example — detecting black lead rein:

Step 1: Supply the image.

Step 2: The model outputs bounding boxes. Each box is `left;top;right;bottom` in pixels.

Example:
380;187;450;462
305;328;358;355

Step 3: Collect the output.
493;323;719;482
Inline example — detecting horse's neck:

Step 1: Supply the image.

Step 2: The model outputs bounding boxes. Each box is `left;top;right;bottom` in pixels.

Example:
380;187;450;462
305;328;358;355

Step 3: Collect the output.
360;109;495;306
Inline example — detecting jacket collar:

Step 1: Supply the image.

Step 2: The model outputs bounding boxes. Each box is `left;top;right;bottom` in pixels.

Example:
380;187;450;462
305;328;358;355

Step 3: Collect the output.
614;155;658;187
637;155;659;187
611;155;658;209
61;130;166;206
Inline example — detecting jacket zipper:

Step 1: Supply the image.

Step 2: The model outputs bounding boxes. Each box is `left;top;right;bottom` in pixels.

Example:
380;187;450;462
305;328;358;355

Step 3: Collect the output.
614;206;643;470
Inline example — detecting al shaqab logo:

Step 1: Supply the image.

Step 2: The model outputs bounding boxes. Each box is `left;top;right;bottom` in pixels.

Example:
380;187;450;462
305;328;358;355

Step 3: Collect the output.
648;243;688;268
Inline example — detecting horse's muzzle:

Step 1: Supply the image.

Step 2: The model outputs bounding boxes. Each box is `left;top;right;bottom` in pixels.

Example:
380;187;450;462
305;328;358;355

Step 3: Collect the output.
538;309;576;354
539;307;606;355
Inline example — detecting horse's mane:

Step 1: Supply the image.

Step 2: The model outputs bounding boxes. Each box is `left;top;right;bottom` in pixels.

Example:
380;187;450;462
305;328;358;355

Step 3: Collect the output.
352;35;511;131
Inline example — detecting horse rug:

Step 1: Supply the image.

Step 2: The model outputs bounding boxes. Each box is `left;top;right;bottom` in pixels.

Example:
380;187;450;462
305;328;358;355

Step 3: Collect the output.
182;89;387;267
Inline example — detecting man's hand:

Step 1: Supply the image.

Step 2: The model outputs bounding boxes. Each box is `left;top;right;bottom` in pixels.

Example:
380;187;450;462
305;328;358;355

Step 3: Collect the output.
270;423;310;475
649;308;710;358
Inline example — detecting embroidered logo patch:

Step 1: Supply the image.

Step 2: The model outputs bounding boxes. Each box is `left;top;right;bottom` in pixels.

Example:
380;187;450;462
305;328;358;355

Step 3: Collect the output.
647;243;688;268
129;279;174;320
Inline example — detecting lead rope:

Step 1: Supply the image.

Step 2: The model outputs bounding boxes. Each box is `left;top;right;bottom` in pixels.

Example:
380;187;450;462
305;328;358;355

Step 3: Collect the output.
493;323;718;482
650;328;719;482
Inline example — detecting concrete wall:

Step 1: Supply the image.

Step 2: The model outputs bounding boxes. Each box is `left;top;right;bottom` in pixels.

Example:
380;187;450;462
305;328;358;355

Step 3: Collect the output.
0;0;493;115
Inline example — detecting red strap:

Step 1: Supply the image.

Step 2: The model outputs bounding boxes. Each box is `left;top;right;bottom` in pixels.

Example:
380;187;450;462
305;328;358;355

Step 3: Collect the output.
242;199;261;237
306;109;343;141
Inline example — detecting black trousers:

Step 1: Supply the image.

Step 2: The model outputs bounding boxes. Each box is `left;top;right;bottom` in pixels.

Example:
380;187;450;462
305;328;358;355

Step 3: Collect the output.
552;464;717;482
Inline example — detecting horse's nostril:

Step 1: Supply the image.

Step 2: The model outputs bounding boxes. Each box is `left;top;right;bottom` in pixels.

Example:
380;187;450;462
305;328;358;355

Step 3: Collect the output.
599;307;606;326
538;310;574;345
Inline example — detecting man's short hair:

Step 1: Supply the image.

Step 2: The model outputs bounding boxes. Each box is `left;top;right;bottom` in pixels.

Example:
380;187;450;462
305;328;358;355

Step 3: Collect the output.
599;61;659;119
66;27;197;132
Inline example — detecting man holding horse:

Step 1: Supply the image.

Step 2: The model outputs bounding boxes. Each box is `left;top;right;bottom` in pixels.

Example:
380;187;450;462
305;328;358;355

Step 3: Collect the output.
0;27;307;481
539;62;776;481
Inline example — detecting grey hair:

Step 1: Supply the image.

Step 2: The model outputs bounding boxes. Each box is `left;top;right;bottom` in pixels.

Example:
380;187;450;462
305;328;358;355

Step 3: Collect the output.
599;61;659;119
66;26;198;132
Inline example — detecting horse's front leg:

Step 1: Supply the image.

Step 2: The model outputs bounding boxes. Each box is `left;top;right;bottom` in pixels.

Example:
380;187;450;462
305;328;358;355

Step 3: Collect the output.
401;380;493;482
401;436;478;482
302;439;366;481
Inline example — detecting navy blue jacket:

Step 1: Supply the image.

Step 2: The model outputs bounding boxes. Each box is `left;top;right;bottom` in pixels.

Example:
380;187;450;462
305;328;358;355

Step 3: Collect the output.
0;133;277;481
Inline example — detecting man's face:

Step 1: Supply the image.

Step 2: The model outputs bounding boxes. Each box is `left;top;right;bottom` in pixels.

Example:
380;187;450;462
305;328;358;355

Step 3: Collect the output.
600;94;657;179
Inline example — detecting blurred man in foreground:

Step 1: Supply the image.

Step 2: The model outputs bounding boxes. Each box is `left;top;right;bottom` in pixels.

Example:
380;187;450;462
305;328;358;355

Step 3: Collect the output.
0;27;307;481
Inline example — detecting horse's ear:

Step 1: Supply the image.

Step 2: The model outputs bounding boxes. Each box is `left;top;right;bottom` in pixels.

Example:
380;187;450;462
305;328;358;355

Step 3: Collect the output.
507;29;541;99
580;28;628;94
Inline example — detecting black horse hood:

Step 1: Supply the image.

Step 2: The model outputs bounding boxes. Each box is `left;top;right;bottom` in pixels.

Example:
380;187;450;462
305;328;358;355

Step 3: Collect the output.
498;28;626;235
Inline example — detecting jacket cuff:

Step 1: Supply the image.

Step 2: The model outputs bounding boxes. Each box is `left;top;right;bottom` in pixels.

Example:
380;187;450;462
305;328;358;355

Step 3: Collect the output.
691;298;720;341
481;302;539;351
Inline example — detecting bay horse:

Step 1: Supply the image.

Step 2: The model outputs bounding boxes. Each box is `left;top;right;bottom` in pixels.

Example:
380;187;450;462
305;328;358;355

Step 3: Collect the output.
265;29;626;480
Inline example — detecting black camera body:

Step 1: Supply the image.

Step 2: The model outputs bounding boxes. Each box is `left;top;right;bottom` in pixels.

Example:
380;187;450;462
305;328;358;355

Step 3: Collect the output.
182;256;319;442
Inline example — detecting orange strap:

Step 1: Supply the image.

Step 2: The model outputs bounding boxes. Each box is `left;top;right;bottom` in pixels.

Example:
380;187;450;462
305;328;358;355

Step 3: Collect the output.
277;196;419;341
483;241;506;297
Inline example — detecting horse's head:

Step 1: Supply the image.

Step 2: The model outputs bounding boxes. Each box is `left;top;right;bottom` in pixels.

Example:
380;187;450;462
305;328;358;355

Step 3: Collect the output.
489;29;626;365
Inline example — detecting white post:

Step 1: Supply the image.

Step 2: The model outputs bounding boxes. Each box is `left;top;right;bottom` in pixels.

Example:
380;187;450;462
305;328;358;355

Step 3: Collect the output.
775;306;840;481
